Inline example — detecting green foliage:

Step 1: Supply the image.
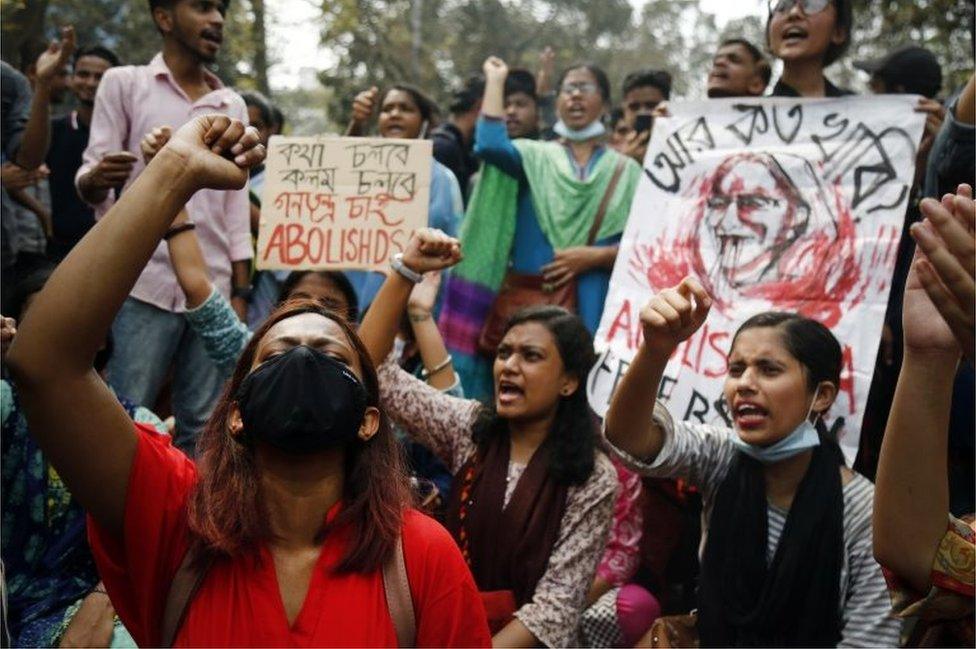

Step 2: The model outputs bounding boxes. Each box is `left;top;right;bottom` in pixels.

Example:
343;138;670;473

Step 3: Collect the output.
9;0;257;87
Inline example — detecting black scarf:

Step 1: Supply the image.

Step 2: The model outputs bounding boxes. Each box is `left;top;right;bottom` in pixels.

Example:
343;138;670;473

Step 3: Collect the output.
697;441;845;647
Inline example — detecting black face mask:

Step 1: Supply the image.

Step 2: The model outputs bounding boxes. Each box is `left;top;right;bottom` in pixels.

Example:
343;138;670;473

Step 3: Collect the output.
236;345;369;454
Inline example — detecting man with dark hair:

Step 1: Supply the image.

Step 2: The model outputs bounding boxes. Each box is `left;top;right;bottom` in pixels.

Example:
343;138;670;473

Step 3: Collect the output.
621;69;671;126
707;38;771;98
74;0;251;455
503;68;539;139
432;74;484;201
45;45;120;260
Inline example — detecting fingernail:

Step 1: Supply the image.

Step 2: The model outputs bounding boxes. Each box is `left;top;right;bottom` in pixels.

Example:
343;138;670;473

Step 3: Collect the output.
235;154;247;165
231;144;243;155
910;221;934;244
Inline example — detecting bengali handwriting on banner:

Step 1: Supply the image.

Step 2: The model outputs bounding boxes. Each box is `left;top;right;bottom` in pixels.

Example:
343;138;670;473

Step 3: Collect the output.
587;96;926;463
256;136;432;271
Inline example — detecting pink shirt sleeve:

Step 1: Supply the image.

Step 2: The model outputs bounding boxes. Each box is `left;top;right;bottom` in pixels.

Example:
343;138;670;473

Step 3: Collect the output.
76;67;129;213
222;96;254;263
596;458;644;586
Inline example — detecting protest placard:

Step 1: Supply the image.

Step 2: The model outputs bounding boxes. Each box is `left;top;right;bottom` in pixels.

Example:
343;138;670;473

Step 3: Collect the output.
588;96;926;462
256;136;432;271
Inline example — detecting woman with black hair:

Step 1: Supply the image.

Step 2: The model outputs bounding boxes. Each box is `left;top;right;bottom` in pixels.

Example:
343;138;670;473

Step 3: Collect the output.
344;83;464;309
359;270;618;648
605;277;901;647
765;0;854;97
439;56;642;401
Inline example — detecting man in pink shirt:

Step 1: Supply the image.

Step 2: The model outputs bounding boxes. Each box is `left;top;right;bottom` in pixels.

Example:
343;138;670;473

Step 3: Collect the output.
75;0;251;455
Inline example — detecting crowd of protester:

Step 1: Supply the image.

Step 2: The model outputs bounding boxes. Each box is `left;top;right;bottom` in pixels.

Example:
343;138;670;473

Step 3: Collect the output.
0;0;973;646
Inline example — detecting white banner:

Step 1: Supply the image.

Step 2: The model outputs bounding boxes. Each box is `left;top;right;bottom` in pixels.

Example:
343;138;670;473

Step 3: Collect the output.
588;96;926;463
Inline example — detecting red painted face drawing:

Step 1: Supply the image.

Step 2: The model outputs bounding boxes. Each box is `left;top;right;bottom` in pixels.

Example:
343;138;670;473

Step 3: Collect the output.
633;151;864;328
703;154;810;290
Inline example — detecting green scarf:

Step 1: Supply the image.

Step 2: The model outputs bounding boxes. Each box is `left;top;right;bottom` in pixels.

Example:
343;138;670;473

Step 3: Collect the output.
454;140;641;291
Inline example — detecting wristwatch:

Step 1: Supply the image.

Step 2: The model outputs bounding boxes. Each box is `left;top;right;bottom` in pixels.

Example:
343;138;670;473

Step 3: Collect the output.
390;253;423;283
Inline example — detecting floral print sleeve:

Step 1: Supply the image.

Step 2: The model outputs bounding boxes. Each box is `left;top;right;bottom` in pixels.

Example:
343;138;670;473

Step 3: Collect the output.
884;514;975;622
515;453;619;647
596;458;644;586
183;287;252;379
377;355;481;473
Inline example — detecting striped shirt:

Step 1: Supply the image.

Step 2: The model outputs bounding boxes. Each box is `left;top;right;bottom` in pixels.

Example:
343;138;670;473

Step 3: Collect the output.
605;403;902;648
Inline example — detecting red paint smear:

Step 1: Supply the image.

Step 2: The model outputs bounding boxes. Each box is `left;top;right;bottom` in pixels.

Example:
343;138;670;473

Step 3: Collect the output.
631;154;869;329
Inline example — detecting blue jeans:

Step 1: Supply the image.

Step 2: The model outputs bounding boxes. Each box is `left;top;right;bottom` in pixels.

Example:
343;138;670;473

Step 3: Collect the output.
107;297;224;455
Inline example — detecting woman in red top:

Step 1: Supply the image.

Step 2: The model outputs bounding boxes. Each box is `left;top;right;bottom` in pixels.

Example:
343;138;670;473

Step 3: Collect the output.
5;115;491;648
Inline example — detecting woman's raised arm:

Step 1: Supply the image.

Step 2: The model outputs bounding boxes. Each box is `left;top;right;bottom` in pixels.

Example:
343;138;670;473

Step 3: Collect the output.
358;228;461;367
5;115;264;538
605;277;711;462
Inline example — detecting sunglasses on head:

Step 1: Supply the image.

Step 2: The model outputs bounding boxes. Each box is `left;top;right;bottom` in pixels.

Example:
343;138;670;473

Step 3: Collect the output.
769;0;831;15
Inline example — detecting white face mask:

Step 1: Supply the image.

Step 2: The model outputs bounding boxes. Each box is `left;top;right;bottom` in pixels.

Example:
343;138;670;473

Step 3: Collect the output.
731;390;823;464
553;118;606;142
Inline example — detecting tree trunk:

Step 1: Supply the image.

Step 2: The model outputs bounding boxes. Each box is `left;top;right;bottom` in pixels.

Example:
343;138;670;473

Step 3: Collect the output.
251;0;270;95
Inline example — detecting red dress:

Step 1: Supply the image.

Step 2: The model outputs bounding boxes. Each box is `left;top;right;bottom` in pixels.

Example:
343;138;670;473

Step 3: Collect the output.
88;424;491;647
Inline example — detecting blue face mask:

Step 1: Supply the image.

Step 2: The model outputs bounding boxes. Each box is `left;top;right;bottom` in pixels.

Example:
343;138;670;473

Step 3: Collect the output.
731;393;822;464
553;118;606;142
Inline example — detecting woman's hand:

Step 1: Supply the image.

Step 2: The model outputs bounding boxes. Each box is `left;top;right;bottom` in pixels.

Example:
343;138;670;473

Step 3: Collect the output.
408;270;442;317
163;115;265;192
906;185;975;362
541;246;607;288
400;228;462;275
139;125;172;164
639;276;711;358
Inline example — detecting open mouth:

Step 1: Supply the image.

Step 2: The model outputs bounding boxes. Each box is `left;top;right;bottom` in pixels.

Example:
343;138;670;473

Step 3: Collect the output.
566;104;586;118
781;26;808;45
201;29;223;46
734;402;769;429
497;380;524;404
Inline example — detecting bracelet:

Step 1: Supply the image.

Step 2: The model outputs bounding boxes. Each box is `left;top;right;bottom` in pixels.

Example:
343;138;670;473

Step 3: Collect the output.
408;310;431;323
164;222;196;240
390;253;423;283
421;355;453;380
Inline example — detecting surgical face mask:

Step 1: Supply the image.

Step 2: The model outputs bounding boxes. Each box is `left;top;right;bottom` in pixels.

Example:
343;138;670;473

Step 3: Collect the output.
731;392;822;464
236;345;368;454
553;118;606;142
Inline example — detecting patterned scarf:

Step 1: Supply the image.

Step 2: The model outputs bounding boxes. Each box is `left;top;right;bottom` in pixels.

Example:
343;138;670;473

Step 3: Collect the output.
437;140;640;399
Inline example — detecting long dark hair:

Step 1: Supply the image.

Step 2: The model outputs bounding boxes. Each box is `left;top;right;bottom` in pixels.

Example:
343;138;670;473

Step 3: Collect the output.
187;299;411;573
698;310;845;646
471;306;597;485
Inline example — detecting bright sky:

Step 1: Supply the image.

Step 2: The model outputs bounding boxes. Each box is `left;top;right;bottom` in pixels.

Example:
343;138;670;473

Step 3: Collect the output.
266;0;765;92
